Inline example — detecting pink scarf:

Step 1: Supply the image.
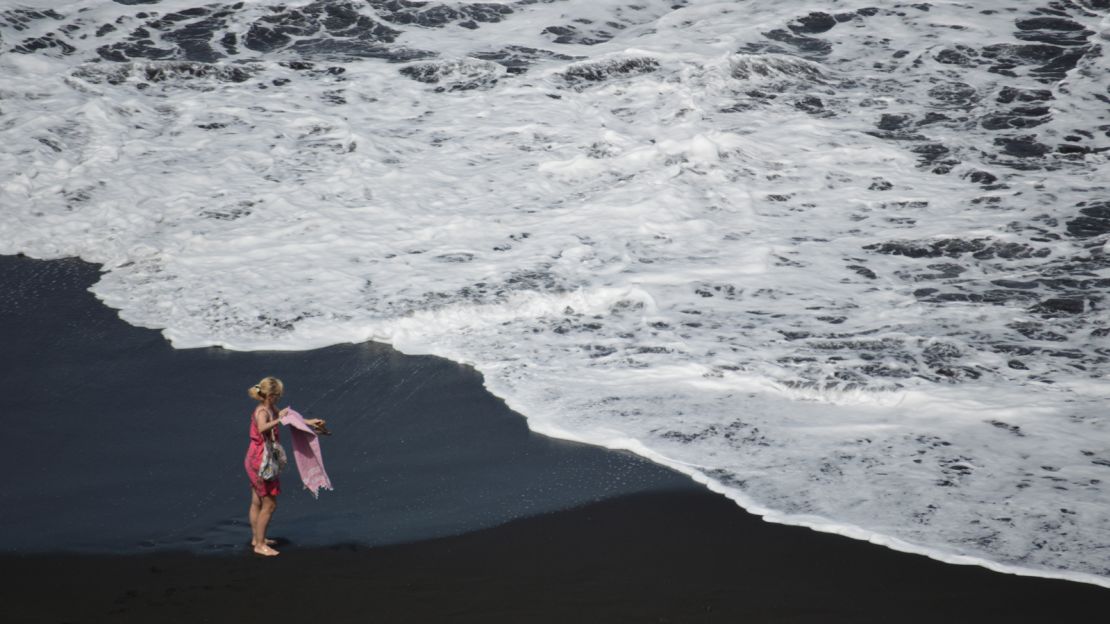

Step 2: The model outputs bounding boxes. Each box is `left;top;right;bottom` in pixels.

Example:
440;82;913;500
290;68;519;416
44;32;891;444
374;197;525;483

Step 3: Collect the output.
279;408;334;498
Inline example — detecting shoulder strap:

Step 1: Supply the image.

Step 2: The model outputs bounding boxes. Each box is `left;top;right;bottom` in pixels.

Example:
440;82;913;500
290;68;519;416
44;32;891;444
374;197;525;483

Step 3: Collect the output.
255;405;278;442
268;407;279;442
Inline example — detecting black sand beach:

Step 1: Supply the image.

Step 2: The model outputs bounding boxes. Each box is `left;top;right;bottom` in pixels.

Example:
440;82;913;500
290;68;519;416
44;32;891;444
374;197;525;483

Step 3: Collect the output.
2;253;1109;622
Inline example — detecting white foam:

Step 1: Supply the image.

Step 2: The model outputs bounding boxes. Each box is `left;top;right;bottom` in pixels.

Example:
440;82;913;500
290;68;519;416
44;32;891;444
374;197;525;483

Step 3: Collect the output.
2;0;1109;587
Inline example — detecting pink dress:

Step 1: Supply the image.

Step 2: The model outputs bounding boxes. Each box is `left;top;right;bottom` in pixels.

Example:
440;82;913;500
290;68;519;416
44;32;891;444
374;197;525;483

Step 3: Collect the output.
244;407;281;497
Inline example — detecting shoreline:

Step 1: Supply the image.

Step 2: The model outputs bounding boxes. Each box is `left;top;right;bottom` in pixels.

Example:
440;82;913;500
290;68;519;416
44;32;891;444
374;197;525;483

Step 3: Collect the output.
498;420;1110;592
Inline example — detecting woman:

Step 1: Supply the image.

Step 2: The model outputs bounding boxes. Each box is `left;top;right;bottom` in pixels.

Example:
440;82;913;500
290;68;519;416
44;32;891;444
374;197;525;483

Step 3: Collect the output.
244;377;325;556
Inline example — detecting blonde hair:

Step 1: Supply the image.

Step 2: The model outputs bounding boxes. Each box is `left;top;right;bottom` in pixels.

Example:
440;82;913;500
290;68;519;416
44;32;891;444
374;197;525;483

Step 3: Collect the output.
248;377;284;402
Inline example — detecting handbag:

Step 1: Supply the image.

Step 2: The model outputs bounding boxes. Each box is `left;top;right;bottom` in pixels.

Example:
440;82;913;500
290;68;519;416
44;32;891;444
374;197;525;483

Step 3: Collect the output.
258;426;288;481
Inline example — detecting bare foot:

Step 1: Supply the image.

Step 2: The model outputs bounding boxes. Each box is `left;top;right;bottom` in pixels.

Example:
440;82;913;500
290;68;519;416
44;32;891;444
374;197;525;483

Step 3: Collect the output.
253;544;279;556
251;538;278;547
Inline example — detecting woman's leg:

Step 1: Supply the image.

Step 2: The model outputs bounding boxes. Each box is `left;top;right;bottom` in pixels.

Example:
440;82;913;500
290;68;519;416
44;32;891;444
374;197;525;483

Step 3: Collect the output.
249;490;277;547
249;490;262;546
253;495;279;556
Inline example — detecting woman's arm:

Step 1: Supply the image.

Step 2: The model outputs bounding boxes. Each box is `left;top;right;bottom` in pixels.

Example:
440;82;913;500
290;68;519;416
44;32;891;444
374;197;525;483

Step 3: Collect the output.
255;407;281;434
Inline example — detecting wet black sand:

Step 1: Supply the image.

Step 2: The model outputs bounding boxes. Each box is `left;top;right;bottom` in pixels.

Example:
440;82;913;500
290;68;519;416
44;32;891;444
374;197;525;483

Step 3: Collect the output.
0;254;697;554
1;254;1108;622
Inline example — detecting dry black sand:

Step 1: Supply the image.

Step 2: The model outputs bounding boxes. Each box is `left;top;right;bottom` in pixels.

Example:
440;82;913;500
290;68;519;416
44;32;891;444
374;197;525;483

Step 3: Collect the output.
3;489;1109;623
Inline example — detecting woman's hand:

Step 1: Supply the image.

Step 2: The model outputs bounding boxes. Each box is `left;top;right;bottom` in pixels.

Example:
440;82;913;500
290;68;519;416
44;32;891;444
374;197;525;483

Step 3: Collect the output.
279;407;289;417
306;418;330;435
